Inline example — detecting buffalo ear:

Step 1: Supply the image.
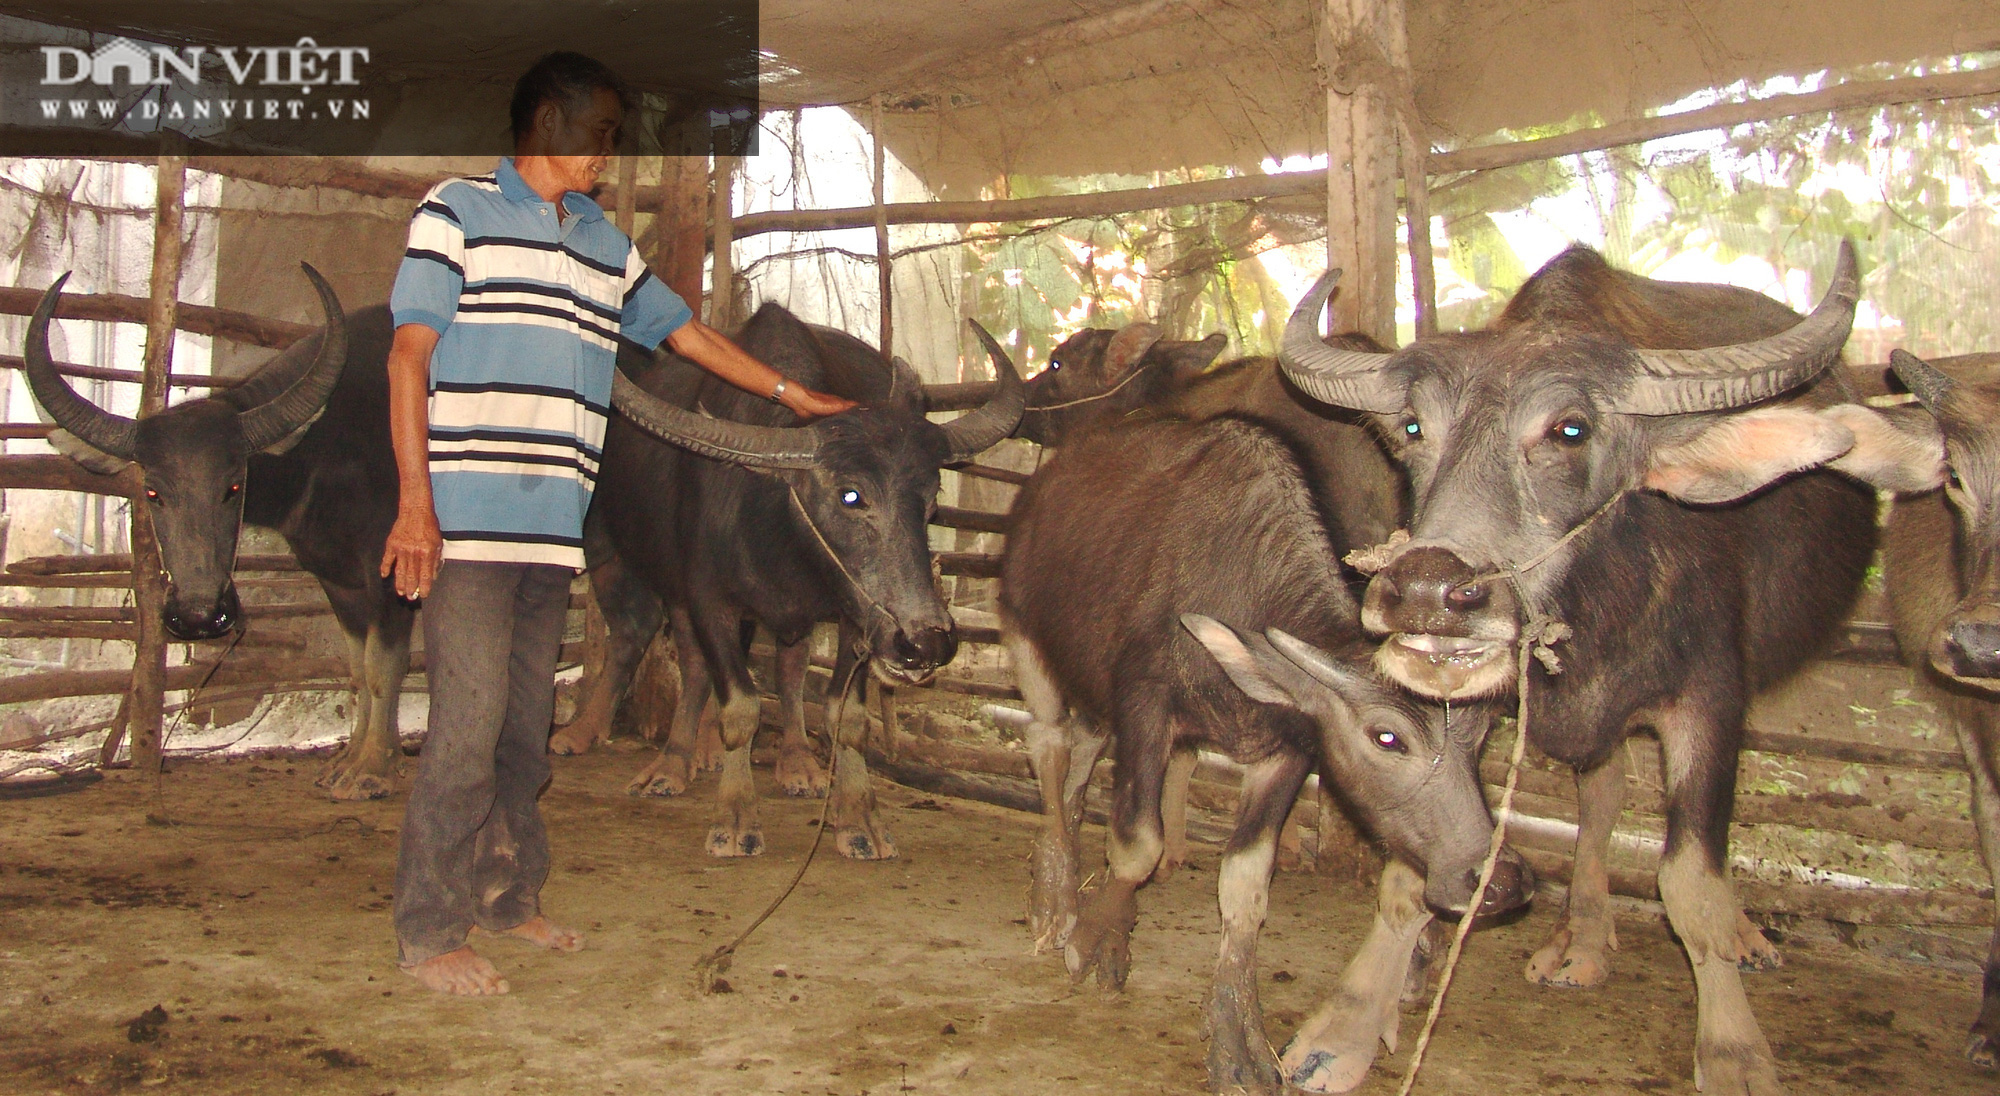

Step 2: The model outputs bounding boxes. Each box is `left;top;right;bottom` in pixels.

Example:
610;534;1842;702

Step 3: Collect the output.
1162;334;1228;384
1819;403;1946;493
1643;406;1855;505
47;428;131;476
1181;613;1299;708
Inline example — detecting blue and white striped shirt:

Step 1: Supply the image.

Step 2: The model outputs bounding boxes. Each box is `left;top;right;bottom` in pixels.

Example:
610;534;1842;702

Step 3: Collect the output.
390;157;692;569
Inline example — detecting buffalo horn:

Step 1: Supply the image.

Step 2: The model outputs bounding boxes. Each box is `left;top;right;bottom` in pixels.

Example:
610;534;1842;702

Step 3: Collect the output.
23;272;138;459
611;371;822;469
1618;240;1860;415
1277;270;1402;414
1889;349;1956;416
940;320;1026;461
238;264;349;451
887;355;923;406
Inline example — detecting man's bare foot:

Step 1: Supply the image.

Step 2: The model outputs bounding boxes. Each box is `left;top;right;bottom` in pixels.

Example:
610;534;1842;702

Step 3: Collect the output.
472;914;585;952
402;946;509;996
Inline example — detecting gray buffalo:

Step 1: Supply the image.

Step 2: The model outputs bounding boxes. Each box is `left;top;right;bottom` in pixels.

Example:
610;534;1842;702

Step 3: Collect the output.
1279;245;1878;1095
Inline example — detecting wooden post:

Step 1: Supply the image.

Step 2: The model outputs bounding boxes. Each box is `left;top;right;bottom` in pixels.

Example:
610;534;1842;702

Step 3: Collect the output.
872;96;893;359
1320;0;1402;344
1385;0;1435;340
654;153;708;320
126;145;185;771
708;155;739;331
613;156;637;238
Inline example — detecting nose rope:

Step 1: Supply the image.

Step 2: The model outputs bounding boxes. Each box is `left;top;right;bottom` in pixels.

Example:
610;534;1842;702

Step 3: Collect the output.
784;483;904;644
1023;361;1152;413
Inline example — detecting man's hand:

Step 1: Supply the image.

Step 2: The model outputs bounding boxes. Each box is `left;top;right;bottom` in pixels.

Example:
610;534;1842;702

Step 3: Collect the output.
667;319;859;421
381;504;443;600
783;386;858;421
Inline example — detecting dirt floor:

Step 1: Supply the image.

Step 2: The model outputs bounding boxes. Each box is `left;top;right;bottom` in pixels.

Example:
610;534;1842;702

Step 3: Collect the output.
0;741;1992;1096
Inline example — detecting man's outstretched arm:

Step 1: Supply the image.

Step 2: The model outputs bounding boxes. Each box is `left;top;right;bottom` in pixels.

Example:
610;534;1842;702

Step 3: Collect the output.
666;319;858;420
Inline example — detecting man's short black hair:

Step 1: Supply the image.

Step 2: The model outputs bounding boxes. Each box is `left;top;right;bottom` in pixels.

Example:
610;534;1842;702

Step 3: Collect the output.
510;52;630;142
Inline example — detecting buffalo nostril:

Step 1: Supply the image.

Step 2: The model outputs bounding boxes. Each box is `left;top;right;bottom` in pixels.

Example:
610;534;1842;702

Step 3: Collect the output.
1946;620;2000;678
1446;582;1488;610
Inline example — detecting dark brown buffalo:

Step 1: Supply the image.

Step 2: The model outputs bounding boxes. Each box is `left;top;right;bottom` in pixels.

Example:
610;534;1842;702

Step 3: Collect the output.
1279;246;1878;1096
1001;405;1528;1095
1820;351;2000;1071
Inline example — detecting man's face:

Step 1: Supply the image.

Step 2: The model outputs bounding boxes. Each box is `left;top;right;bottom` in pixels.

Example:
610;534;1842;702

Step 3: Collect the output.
541;86;622;194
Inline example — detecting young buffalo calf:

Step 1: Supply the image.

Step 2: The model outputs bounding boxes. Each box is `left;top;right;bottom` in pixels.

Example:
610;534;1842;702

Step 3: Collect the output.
1001;413;1529;1094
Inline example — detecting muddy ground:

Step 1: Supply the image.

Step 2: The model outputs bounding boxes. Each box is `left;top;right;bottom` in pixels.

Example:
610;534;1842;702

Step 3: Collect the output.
0;741;1990;1096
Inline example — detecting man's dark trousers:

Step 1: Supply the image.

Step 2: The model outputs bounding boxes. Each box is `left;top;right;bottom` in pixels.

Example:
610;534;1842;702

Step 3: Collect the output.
393;559;572;966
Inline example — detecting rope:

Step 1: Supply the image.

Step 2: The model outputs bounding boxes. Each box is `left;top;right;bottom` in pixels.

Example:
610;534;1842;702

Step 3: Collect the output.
1371;494;1632;1094
691;644;865;995
1021;360;1153;412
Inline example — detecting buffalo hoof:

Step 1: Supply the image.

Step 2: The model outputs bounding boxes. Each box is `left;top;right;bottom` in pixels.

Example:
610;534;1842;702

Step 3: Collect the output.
691;716;727;773
1967;1029;1998;1071
834;821;896;861
547;721;604;756
1280;1044;1377;1094
1065;884;1137;989
1694;1038;1785;1096
319;753;395;801
626;753;693;797
1278;993;1392;1093
775;745;828;798
1203;983;1281;1095
1730;911;1782;972
1527;915;1615;988
707;821;765;858
1027;839;1080;954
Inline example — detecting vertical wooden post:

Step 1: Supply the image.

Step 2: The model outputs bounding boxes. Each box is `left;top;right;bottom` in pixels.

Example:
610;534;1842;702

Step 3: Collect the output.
708;155;739;331
612;156;637;238
872;96;893;359
1386;0;1435;339
127;146;186;772
654;154;707;317
1320;0;1402;345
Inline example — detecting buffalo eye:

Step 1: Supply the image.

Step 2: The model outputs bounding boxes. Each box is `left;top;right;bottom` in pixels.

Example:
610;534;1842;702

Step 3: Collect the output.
1372;729;1407;753
144;488;160;503
1401;419;1421;440
226;483;243;499
839;488;864;508
1948;467;1965;492
1550;417;1590;445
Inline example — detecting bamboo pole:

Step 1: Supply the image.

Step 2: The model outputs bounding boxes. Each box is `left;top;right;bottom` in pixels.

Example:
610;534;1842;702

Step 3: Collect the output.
872;95;894;359
708;155;739;330
123;146;185;773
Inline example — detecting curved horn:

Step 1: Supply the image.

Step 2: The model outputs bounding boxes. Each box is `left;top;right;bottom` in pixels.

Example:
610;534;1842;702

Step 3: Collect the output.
1890;349;1956;416
1277;269;1401;413
23;272;138;459
238;264;348;451
612;371;822;469
941;320;1026;461
887;355;923;406
1618;240;1860;415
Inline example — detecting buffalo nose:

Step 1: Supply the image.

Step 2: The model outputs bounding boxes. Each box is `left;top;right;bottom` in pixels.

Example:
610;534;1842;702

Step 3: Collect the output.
1945;619;2000;679
164;585;241;642
894;625;958;669
1468;848;1535;918
1375;546;1491;632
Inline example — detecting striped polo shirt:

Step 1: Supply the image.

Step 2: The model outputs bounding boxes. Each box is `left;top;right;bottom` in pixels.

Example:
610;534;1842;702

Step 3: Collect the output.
389;157;692;569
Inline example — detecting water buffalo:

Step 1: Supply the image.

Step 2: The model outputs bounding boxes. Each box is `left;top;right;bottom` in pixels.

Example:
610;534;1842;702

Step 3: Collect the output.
24;271;418;801
569;303;1023;858
1278;245;1878;1095
1001;407;1529;1094
1015;324;1225;446
1817;351;2000;1070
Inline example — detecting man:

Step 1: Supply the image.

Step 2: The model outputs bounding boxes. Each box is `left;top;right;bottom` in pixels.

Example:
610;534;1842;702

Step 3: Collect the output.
382;52;855;996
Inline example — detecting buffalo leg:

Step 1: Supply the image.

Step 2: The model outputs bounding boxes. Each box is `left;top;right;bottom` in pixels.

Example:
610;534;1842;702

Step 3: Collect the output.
1067;689;1169;989
825;622;895;860
772;635;828;797
1657;698;1783;1096
1156;745;1199;882
551;555;660;755
1527;748;1626;987
627;606;715;798
1010;626;1108;952
1280;860;1432;1093
319;586;410;801
1957;703;2000;1069
1203;752;1310;1096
